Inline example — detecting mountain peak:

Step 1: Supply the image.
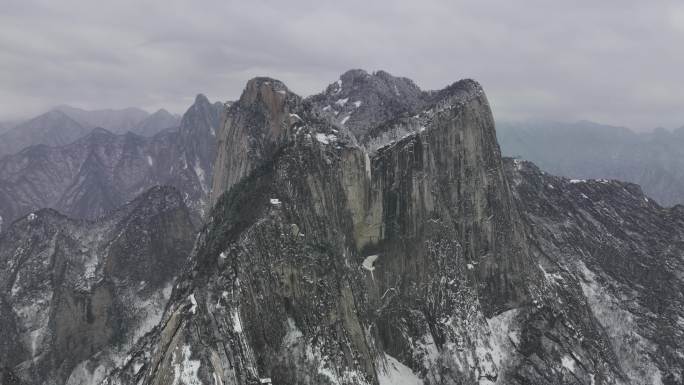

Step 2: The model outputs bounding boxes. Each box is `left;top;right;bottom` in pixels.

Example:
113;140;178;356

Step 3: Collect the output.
240;77;291;105
33;109;82;125
89;126;114;135
150;108;172;116
194;93;210;105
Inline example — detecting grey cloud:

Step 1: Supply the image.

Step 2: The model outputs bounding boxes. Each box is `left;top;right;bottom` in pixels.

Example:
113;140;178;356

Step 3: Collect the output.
0;0;682;130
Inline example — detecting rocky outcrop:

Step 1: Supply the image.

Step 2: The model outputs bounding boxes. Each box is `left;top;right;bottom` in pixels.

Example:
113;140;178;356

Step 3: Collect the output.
505;159;684;384
210;78;298;207
0;186;196;385
4;70;681;385
102;71;624;385
0;94;223;228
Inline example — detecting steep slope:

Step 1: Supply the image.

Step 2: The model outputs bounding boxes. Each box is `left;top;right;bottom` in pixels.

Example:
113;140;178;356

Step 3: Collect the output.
307;69;425;148
497;120;684;206
505;159;684;384
102;72;644;385
0;95;223;228
0;186;196;385
0;111;90;158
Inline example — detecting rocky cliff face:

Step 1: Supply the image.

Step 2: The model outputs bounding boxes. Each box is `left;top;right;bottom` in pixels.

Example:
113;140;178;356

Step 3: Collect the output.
0;186;196;385
0;95;222;229
4;70;682;385
505;159;684;384
96;70;681;385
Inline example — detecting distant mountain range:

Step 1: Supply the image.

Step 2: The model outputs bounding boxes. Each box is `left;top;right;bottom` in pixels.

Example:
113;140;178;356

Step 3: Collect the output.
0;106;180;158
54;105;180;136
497;120;684;206
0;95;222;229
1;70;683;385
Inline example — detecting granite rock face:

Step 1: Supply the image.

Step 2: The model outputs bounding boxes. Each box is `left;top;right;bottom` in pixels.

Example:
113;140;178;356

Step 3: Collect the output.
505;159;684;384
0;186;196;385
0;95;223;229
100;71;660;385
4;70;683;385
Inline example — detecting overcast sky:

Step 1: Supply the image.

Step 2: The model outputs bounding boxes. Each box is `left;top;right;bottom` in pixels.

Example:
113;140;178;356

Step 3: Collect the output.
1;0;682;130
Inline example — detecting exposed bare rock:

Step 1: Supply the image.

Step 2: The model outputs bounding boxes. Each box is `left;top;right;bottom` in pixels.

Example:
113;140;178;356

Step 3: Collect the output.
0;186;196;385
104;72;609;385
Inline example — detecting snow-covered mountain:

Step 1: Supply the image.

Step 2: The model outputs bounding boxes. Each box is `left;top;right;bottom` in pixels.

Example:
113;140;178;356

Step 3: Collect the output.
105;71;684;384
1;71;682;385
0;186;196;385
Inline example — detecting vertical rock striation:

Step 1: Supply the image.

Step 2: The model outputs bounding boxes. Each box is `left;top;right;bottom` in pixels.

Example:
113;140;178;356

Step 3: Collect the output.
0;186;196;385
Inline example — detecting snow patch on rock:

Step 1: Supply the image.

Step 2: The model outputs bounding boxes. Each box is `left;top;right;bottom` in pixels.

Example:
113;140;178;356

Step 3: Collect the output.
362;254;379;271
315;133;337;145
172;345;201;385
188;294;198;314
377;354;423;385
577;261;663;384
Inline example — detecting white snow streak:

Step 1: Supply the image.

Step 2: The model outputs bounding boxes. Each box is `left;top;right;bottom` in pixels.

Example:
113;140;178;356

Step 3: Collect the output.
172;345;201;385
362;254;379;271
188;294;198;314
377;354;423;385
231;308;243;333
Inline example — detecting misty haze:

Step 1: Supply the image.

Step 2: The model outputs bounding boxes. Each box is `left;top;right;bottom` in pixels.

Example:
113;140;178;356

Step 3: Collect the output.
1;2;683;385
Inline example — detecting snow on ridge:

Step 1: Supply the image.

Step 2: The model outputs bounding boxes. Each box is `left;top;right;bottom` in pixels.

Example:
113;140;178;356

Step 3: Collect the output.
377;354;423;385
561;355;576;372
